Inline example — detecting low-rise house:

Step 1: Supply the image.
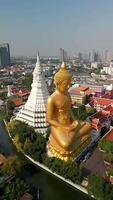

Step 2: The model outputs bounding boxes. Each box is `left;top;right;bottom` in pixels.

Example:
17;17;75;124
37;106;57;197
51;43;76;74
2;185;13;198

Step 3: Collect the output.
69;86;94;105
90;110;111;140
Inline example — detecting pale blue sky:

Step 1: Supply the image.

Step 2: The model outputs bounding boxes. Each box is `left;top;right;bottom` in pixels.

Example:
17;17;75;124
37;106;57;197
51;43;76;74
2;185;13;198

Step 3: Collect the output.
0;0;113;56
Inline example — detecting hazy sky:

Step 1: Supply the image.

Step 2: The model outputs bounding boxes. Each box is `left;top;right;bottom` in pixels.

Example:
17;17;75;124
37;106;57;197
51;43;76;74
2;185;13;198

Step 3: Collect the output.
0;0;113;56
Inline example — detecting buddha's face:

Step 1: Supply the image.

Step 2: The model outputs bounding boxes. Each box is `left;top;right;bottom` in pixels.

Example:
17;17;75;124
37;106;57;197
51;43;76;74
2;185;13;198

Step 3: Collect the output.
57;79;71;93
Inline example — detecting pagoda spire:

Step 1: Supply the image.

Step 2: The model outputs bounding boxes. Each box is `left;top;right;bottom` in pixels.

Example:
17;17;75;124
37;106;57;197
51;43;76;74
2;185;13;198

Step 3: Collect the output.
33;52;42;80
36;52;40;66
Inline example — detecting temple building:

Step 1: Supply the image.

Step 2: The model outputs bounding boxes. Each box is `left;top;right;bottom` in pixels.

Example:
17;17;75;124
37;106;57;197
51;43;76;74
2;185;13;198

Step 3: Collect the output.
16;54;49;133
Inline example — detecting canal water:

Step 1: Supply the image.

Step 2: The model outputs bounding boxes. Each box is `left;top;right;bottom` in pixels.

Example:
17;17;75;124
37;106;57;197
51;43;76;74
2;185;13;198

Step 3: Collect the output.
0;121;93;200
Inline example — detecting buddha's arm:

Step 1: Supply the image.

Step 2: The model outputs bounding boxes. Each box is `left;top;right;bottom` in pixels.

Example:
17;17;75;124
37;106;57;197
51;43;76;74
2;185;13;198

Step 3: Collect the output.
70;109;76;121
46;97;63;128
69;109;79;129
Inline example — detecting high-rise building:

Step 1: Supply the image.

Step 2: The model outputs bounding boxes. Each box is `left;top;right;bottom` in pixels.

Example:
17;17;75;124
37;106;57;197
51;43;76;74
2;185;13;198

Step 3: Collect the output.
78;52;83;61
90;49;100;62
0;43;10;67
102;50;111;63
59;48;68;62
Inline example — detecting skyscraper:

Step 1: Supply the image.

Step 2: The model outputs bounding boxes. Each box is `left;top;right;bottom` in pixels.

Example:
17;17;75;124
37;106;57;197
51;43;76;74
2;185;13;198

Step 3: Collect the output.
59;48;68;62
0;43;10;67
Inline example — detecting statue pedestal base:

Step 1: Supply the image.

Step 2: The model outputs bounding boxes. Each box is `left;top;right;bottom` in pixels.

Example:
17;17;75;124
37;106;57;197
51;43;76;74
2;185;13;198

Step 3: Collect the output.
47;135;92;162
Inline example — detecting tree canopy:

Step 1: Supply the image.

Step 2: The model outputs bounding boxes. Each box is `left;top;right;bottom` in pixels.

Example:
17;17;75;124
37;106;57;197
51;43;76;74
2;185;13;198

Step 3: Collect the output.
88;174;113;200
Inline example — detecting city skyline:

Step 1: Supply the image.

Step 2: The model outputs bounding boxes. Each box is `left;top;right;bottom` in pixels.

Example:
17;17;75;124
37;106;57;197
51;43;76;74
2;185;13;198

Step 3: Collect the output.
1;0;113;56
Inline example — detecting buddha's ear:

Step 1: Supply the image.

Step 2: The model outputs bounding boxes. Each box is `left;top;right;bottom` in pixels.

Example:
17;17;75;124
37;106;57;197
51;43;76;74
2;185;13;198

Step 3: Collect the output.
54;80;58;88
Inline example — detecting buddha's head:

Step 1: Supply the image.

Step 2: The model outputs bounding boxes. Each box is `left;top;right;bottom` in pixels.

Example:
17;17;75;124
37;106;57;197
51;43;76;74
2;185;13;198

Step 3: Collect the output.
54;62;71;93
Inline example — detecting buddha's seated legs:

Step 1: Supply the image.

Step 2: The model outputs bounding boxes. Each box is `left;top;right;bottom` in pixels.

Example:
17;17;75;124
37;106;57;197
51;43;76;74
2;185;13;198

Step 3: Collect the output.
79;122;92;137
51;126;76;151
49;122;92;158
49;134;71;155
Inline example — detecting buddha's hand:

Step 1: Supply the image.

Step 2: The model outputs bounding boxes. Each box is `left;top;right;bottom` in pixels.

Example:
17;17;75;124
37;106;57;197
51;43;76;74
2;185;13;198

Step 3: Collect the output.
71;121;79;130
61;125;75;133
64;121;79;132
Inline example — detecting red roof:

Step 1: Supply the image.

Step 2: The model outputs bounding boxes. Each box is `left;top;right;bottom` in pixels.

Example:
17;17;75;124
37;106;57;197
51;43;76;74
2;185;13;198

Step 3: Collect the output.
91;110;110;120
103;105;113;115
10;86;29;96
91;118;103;130
102;90;113;99
70;86;94;95
104;176;113;184
104;128;113;141
95;97;113;105
12;98;23;107
102;92;111;99
18;90;30;96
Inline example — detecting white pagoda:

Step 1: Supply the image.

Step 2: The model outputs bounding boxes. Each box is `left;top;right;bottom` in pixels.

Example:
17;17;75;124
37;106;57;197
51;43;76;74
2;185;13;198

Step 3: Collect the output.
16;54;49;134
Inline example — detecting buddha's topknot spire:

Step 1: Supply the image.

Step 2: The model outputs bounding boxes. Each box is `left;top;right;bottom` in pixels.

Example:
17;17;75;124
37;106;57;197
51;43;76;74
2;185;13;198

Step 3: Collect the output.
60;62;67;69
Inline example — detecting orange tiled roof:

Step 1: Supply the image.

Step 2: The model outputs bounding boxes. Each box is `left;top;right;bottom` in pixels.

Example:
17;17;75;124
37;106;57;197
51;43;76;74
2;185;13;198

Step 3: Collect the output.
94;97;113;106
12;98;23;107
103;105;113;115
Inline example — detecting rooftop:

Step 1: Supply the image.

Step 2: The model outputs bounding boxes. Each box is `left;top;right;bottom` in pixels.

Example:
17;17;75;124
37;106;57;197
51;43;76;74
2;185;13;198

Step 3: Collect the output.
103;104;113;115
104;128;113;141
90;97;113;107
70;86;94;95
12;98;23;107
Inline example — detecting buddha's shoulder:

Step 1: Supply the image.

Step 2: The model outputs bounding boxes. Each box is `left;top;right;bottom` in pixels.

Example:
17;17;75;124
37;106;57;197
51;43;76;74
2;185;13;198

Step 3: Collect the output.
47;92;56;103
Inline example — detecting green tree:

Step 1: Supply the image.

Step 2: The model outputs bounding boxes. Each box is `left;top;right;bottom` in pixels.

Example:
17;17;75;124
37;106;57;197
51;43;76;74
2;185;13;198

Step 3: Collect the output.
5;109;13;122
8;120;36;143
72;105;88;120
88;174;105;200
99;139;113;153
21;73;32;90
43;157;82;184
7;99;15;110
0;178;30;200
88;174;113;200
24;133;46;162
0;91;7;100
1;155;25;176
103;152;113;163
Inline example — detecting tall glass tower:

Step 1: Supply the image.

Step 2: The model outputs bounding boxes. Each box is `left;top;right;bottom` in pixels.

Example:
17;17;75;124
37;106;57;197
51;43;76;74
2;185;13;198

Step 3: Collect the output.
0;43;10;67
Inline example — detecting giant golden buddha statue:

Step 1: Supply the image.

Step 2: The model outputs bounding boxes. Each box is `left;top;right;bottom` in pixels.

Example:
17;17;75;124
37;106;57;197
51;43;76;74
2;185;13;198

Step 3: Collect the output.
46;62;92;161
